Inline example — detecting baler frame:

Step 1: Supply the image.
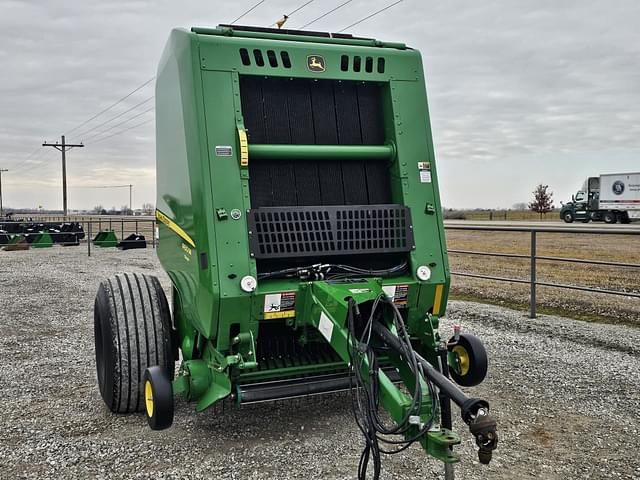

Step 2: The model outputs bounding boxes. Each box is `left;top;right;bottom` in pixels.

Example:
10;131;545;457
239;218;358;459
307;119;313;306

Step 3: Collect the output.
94;23;498;479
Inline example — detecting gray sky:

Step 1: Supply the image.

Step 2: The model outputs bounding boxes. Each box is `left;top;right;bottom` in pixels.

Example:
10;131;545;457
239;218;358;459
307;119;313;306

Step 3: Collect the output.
1;0;639;211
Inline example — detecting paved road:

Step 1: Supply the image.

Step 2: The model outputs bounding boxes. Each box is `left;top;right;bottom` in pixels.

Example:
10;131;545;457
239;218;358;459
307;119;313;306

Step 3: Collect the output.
444;219;640;231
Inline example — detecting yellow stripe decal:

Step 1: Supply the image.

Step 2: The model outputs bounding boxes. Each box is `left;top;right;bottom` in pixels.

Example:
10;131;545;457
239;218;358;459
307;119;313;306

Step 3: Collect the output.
238;128;249;167
433;284;444;315
155;210;196;248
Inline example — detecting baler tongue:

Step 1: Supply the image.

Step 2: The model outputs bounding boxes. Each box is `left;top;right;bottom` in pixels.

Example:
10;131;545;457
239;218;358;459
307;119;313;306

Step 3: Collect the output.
298;280;498;475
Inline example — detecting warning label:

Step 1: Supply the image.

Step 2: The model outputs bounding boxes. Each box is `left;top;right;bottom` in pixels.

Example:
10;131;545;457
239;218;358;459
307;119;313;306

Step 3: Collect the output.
263;292;296;319
382;284;410;306
418;161;432;183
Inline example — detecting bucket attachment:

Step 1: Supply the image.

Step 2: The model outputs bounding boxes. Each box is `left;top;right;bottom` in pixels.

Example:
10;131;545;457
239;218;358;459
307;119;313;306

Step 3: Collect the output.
4;237;29;251
117;233;147;250
25;232;54;248
93;231;118;247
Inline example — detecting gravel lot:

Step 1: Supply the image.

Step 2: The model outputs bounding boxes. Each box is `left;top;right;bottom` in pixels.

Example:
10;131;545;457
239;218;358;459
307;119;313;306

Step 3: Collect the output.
1;247;639;479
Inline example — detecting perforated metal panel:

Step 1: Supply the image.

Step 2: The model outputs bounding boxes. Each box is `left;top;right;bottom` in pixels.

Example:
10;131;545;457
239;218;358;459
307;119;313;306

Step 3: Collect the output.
248;205;414;259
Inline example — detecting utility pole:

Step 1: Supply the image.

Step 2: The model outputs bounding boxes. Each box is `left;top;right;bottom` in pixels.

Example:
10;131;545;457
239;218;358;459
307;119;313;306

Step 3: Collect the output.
0;168;7;218
42;135;84;217
129;184;132;215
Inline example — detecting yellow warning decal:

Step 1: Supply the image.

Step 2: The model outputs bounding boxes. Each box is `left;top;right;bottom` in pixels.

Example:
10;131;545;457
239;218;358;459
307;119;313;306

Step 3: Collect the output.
155;209;196;248
433;284;444;315
264;310;296;320
238;128;249;166
264;292;296;319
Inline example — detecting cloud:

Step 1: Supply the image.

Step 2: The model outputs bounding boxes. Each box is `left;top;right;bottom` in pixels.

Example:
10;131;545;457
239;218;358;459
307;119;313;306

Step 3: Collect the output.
1;0;639;209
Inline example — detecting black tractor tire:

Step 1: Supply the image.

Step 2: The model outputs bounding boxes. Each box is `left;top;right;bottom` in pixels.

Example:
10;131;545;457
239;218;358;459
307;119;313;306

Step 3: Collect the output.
603;211;617;224
448;334;488;387
618;212;631;224
562;211;575;223
143;366;174;430
94;273;174;413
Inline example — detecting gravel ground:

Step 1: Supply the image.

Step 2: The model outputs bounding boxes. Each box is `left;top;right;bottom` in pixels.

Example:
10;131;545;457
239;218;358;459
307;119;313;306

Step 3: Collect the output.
0;247;639;479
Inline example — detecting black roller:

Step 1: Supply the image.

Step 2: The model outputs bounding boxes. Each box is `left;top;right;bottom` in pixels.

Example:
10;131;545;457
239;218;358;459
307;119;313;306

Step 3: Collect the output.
236;368;401;404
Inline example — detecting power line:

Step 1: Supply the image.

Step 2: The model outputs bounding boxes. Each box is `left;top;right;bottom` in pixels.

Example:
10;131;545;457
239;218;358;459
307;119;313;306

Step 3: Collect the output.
10;148;58;176
269;0;315;26
0;168;8;217
299;0;354;29
65;77;155;136
91;117;154;145
288;0;315;16
84;105;154;143
73;96;154;141
338;0;403;32
5;144;49;170
230;0;266;24
42;136;84;217
71;184;132;188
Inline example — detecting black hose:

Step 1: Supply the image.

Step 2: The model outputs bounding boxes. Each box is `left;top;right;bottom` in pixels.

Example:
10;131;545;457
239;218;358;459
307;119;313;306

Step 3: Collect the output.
346;295;437;480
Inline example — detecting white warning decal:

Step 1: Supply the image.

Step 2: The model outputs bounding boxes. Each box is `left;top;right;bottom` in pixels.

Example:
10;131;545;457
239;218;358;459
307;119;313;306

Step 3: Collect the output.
319;312;334;343
263;292;296;319
418;161;432;183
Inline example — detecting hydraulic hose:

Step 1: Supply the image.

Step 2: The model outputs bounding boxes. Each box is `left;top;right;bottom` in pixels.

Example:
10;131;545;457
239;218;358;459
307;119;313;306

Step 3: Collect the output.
371;321;498;463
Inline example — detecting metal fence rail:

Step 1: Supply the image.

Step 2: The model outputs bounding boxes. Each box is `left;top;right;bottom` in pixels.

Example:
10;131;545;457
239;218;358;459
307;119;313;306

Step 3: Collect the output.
445;225;640;318
0;218;157;256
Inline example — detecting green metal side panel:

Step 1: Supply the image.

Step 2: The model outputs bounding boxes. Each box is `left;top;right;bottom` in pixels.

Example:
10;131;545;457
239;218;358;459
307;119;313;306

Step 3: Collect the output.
199;70;255;352
155;29;220;342
197;34;419;82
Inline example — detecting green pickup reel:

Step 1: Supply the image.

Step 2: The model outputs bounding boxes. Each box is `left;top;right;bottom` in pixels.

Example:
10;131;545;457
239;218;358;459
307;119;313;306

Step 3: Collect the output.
94;24;497;479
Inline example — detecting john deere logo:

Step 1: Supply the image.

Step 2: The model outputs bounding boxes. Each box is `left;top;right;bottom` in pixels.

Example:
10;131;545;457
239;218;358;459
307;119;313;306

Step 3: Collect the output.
612;180;625;195
307;55;325;72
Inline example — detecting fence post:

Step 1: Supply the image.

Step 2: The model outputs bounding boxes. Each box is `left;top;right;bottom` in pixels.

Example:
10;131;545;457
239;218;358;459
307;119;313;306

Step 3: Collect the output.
88;221;91;257
530;230;537;318
121;218;124;239
152;219;156;248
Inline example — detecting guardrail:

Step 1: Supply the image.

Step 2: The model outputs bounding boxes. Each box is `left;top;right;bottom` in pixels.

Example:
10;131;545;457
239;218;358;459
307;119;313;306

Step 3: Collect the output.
444;225;640;318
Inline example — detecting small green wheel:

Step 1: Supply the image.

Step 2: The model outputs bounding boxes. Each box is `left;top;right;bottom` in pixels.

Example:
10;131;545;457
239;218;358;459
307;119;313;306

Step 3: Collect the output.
448;334;488;387
143;366;174;430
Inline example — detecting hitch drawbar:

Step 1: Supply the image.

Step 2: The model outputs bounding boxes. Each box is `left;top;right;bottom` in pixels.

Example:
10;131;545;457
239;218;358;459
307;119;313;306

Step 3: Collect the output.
372;321;499;464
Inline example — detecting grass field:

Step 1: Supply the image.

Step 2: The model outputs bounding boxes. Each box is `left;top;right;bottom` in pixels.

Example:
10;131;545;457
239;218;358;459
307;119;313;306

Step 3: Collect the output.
446;229;640;325
444;209;562;221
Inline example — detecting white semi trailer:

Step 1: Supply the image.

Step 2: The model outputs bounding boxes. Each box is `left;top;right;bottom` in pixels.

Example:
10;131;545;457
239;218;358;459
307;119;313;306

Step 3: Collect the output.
560;172;640;223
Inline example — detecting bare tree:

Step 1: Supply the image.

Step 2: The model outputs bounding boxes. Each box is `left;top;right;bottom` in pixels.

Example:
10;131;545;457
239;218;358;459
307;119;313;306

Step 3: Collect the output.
141;202;155;215
93;205;104;214
512;202;528;211
529;184;554;219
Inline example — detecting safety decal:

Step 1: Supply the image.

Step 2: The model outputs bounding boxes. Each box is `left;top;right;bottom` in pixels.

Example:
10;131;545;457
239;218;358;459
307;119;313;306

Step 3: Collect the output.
382;284;409;306
418;162;432;183
263;292;296;319
319;312;333;343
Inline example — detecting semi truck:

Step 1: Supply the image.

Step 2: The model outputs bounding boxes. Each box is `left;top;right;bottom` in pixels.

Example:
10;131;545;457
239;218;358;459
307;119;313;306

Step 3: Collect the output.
560;172;640;223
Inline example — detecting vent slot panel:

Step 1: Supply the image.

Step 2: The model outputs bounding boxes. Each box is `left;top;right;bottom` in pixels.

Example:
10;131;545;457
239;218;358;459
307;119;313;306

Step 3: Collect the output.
248;205;414;259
